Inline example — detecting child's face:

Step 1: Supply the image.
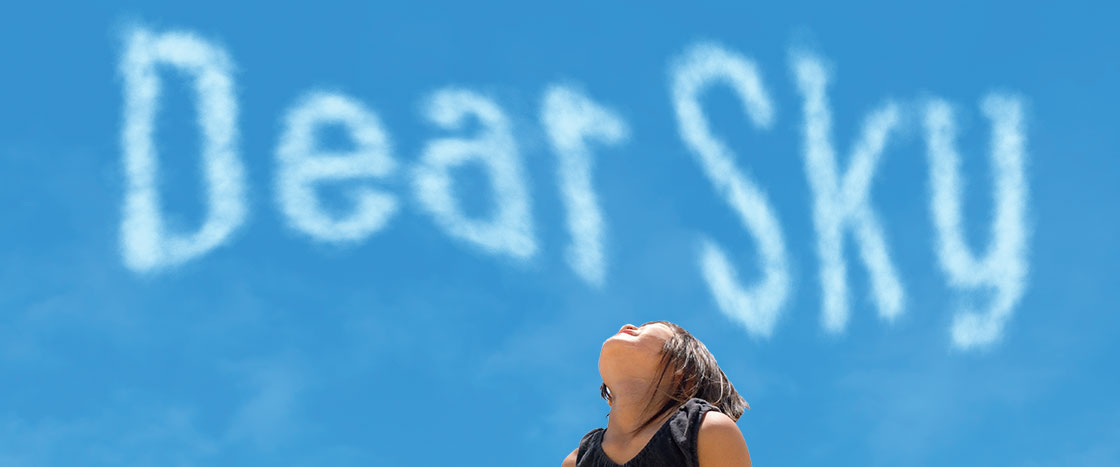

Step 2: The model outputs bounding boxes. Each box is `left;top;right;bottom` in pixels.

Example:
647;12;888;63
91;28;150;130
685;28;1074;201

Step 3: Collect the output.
599;322;676;388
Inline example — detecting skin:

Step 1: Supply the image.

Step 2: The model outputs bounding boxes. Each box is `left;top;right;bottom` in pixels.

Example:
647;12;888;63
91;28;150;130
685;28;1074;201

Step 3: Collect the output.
561;323;752;466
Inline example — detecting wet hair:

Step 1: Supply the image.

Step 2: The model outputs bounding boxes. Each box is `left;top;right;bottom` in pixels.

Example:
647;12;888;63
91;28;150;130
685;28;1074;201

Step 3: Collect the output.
600;320;748;436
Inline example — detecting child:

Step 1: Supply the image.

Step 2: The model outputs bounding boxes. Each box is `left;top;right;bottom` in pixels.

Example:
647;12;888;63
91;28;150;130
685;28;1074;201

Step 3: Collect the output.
561;321;752;466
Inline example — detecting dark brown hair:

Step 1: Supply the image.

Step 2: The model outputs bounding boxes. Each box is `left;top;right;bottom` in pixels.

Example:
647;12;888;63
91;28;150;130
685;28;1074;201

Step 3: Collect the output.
600;320;748;436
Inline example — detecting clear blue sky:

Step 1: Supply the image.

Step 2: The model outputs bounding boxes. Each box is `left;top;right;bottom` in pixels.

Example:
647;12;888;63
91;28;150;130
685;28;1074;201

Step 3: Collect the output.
1;1;1117;465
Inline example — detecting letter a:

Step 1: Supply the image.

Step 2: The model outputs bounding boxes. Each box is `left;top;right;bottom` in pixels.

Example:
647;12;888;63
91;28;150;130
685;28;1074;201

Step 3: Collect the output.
413;89;536;259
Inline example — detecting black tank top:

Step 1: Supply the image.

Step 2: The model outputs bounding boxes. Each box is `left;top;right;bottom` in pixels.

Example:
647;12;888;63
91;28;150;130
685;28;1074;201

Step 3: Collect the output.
576;398;718;467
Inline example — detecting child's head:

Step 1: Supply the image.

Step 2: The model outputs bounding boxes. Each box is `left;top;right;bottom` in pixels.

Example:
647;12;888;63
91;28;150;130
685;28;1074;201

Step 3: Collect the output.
598;320;748;434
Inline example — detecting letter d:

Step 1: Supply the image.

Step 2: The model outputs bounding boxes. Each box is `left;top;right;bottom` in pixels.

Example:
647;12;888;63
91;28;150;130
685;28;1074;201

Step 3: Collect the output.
119;26;247;272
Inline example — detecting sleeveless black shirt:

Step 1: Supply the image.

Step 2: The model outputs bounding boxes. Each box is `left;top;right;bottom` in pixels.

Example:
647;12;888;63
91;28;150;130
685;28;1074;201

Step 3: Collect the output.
576;398;718;467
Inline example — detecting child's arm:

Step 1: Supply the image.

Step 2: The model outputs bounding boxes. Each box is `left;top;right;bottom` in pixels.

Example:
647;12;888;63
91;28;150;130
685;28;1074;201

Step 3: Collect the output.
697;411;752;467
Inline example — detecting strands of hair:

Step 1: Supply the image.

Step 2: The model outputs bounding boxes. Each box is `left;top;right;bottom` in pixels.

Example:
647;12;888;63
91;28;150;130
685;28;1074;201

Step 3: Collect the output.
601;321;748;437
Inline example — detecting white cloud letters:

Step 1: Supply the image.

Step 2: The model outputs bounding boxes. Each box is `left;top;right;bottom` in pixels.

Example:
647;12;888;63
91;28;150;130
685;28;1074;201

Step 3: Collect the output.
120;26;247;272
118;25;1032;349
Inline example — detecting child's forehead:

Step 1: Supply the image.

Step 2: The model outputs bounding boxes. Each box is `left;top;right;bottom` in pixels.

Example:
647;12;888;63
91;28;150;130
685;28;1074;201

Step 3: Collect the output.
640;321;676;335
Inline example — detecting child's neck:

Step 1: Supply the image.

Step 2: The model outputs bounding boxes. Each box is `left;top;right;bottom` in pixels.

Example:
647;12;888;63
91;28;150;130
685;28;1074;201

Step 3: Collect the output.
604;377;674;442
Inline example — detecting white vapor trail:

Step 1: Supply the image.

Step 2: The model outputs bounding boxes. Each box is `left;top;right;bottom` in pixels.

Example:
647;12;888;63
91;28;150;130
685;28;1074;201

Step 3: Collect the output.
791;51;906;333
540;84;630;287
276;91;399;242
413;88;536;259
669;42;790;338
924;94;1030;349
119;25;247;272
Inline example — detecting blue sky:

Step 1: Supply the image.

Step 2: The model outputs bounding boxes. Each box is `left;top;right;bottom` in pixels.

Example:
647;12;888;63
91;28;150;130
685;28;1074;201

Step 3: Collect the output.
1;1;1117;465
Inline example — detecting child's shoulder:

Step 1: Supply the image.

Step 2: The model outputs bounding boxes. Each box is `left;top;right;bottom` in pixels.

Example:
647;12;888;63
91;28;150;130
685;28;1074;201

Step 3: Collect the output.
578;427;605;448
580;426;605;438
574;427;605;464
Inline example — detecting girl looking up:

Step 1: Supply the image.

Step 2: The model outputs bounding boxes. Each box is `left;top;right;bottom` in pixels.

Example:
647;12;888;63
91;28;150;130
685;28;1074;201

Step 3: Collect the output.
562;321;752;466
